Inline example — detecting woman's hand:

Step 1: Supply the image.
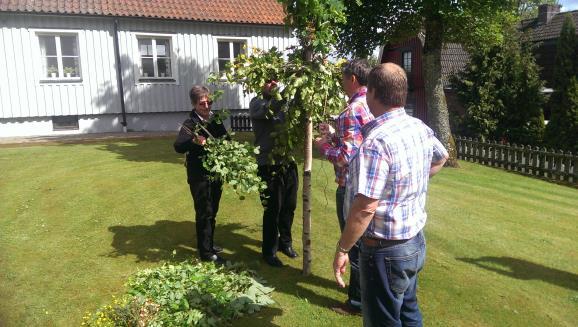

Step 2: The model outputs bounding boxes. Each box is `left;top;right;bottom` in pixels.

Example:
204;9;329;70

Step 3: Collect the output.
193;135;207;146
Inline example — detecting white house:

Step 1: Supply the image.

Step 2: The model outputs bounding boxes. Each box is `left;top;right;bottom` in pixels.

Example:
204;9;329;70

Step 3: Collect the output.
0;0;295;137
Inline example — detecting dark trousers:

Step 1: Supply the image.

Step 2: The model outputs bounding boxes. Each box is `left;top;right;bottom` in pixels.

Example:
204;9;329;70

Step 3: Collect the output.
189;175;222;258
258;162;298;257
360;231;426;327
336;186;362;306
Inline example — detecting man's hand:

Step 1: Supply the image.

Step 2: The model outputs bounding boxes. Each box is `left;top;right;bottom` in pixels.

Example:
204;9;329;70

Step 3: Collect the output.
262;80;278;98
319;123;335;137
333;251;349;288
193;135;206;146
314;136;330;152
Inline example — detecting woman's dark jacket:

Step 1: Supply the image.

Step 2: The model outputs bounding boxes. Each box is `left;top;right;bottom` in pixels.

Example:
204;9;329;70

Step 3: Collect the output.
174;111;229;183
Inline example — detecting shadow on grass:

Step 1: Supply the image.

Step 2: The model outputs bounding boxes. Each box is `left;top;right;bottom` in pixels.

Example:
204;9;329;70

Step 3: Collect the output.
107;220;197;262
107;220;343;316
457;256;578;291
98;138;184;165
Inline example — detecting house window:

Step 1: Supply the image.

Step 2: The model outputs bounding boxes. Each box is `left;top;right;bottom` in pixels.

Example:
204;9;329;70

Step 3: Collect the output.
217;40;246;72
402;51;412;73
138;37;172;79
52;115;79;131
38;34;81;80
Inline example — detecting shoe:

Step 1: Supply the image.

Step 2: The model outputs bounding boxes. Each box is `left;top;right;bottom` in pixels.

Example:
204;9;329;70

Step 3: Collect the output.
263;255;284;267
331;301;362;316
201;254;226;265
212;245;223;253
279;246;298;258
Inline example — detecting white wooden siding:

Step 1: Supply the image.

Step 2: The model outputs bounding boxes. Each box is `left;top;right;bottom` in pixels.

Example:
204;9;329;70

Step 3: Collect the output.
0;14;296;119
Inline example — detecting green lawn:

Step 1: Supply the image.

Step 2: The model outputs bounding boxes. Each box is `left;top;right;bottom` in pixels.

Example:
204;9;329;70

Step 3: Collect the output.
0;136;577;326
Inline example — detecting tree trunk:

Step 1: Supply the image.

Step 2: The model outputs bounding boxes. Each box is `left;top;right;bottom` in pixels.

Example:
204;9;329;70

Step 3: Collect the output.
302;48;313;276
423;14;459;167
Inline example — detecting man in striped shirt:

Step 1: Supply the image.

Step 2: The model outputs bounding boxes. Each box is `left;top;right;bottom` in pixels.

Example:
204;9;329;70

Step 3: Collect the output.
315;59;374;315
333;63;448;326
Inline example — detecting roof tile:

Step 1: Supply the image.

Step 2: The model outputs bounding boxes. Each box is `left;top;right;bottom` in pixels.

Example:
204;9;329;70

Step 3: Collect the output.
0;0;286;25
521;10;578;41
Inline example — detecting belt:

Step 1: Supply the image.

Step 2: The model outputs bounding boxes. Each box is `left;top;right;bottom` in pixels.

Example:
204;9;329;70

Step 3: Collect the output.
361;237;410;248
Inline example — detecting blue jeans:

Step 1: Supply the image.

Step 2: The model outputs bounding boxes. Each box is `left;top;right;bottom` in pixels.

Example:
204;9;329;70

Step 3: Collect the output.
336;186;362;306
360;230;426;327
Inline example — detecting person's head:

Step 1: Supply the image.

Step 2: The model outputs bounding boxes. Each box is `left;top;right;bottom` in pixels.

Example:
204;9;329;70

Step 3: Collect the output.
341;59;371;97
366;63;407;116
262;79;278;98
189;85;212;119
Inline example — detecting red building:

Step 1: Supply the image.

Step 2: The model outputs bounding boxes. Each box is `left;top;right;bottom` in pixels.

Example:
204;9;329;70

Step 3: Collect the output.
380;36;469;124
381;4;578;124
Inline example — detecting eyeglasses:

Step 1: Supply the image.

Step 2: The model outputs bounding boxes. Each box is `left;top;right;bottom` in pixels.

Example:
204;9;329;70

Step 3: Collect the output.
198;100;213;106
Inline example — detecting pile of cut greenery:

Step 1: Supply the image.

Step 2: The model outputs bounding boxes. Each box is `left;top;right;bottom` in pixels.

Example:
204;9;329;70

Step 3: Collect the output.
82;260;274;326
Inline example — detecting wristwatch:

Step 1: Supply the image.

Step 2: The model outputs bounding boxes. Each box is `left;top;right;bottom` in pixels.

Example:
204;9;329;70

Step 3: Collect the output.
336;241;350;254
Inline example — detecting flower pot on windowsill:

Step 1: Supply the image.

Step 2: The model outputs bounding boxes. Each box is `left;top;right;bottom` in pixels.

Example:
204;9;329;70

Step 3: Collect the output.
66;73;72;78
143;72;149;77
160;73;166;77
50;73;57;78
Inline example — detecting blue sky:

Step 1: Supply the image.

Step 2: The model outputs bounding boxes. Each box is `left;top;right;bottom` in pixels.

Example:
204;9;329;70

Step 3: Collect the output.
559;0;578;12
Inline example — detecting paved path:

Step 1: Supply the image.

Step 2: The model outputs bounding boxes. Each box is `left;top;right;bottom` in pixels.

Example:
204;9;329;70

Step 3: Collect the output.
0;131;175;146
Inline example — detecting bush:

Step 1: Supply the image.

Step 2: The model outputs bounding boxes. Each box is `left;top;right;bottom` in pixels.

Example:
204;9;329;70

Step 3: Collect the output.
452;27;545;145
545;15;578;152
82;260;274;326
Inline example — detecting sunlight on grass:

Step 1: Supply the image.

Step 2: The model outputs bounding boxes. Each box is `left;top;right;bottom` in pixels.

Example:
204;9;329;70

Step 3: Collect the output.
0;137;577;326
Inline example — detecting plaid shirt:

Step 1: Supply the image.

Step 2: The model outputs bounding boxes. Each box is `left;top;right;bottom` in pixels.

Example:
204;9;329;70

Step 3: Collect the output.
345;108;448;240
321;87;374;187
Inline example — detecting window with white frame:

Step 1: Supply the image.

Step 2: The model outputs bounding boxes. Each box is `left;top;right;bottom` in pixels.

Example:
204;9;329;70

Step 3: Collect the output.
402;51;412;73
217;39;246;72
38;33;81;79
138;36;173;79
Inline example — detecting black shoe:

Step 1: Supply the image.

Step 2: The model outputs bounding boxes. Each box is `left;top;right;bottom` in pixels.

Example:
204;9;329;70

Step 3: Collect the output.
263;255;284;267
331;300;362;316
279;246;298;258
212;245;223;253
201;254;226;265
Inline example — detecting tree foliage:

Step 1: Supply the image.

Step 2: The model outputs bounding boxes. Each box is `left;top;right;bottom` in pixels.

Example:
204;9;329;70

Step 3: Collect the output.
337;0;517;167
209;1;347;161
517;0;559;20
452;27;545;145
210;47;346;161
337;0;517;57
545;15;578;152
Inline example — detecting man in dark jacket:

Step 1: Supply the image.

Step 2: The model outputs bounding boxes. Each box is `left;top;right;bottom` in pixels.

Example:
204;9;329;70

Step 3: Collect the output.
249;80;298;268
174;85;228;264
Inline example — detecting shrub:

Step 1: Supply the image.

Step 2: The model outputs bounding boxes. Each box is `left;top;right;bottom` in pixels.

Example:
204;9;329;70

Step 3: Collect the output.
545;15;578;152
452;26;545;145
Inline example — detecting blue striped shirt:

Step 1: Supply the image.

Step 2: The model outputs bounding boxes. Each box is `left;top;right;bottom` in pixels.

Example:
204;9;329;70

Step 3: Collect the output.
345;107;448;240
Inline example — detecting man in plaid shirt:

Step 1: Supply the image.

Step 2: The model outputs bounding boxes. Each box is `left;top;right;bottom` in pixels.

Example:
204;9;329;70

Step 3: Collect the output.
315;59;374;315
333;63;448;326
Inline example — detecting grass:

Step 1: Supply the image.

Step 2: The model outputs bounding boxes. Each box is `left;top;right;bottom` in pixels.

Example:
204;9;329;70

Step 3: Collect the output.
0;135;577;326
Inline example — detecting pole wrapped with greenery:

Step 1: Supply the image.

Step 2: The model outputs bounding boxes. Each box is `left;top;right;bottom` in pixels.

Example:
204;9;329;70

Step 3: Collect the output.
210;0;347;274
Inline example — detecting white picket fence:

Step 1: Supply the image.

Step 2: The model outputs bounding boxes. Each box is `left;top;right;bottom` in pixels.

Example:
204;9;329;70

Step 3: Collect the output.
455;136;577;185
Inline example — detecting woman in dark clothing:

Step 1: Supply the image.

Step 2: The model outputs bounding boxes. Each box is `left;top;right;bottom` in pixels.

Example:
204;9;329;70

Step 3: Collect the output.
174;85;228;264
